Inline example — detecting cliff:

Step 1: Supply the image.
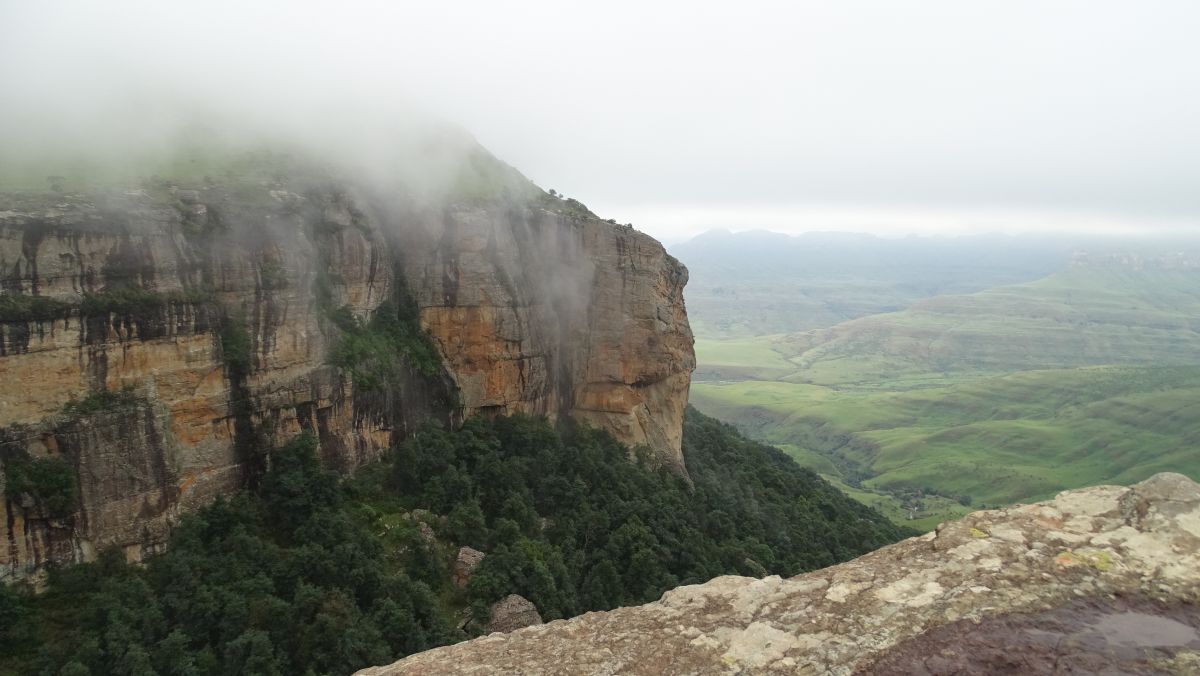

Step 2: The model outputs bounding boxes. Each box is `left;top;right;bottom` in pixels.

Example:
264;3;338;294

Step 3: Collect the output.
359;472;1200;675
0;152;695;581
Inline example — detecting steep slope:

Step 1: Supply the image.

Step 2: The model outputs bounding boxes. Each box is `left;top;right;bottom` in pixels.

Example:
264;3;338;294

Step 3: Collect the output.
360;472;1200;675
0;148;695;581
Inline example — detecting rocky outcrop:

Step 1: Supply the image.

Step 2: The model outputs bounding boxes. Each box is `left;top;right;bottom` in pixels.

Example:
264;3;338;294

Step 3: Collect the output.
0;153;694;580
402;202;694;473
453;546;485;588
358;472;1200;675
487;594;543;634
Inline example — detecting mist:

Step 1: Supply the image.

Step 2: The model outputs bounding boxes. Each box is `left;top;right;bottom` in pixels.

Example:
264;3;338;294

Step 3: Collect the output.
3;1;1199;241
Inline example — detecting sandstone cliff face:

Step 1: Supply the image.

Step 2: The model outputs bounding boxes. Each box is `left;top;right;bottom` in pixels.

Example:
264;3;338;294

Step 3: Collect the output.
359;473;1200;675
0;162;694;580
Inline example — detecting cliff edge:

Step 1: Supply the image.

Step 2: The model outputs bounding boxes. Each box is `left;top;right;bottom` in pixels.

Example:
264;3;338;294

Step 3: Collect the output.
0;149;695;580
359;472;1200;675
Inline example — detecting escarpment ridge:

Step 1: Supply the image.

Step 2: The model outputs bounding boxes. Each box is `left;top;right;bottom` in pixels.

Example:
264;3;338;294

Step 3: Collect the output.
359;472;1200;675
0;148;695;580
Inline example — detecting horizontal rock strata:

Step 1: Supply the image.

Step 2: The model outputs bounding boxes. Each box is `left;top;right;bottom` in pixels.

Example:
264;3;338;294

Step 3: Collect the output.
1;165;694;580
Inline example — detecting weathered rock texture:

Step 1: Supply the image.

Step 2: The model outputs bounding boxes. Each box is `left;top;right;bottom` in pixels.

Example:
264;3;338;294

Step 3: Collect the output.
0;158;694;580
453;546;485;589
358;472;1200;675
487;594;544;634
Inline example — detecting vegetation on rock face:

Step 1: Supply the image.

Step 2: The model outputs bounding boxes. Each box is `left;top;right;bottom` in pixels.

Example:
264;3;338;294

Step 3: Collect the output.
0;410;907;675
0;287;214;324
80;288;212;321
0;295;74;323
0;453;77;518
218;313;254;374
61;387;142;416
315;262;444;387
328;300;443;384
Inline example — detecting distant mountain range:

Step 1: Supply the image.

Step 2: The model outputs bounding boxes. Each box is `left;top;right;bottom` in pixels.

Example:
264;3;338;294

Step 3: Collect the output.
671;229;1200;338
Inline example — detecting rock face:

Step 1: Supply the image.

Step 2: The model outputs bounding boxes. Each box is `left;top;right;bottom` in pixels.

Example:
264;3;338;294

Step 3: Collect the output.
487;594;544;634
453;546;485;588
0;156;694;581
357;472;1200;675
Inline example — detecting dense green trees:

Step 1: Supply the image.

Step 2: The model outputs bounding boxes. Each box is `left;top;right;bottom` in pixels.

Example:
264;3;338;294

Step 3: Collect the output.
0;436;454;676
387;409;908;621
0;409;908;675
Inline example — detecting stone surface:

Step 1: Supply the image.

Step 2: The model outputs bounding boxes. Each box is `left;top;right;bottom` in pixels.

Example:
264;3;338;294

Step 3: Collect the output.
0;158;695;580
487;594;544;634
357;473;1200;675
453;546;485;588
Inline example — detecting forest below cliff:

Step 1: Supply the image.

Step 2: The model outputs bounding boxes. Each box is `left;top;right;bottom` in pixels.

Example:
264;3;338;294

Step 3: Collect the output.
0;409;907;676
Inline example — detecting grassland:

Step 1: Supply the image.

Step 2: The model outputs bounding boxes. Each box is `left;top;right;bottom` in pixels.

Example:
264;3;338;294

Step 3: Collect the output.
688;264;1200;530
774;266;1200;386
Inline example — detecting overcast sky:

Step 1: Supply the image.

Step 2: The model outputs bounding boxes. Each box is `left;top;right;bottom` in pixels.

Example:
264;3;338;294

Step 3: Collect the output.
3;1;1199;243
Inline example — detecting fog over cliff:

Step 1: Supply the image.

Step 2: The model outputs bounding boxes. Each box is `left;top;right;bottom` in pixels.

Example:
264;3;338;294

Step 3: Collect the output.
3;1;1199;240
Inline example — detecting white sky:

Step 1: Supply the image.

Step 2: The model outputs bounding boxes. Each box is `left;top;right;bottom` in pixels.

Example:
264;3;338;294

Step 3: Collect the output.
3;1;1200;243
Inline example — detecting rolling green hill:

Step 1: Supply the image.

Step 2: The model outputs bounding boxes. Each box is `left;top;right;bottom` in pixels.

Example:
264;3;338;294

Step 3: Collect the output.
671;230;1073;338
689;261;1200;530
775;265;1200;386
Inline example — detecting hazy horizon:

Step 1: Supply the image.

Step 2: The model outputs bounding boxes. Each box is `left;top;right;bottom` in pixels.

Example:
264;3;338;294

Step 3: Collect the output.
668;222;1200;248
3;1;1199;244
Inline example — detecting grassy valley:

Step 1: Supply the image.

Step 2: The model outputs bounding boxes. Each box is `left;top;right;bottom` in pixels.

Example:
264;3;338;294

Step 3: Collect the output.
687;254;1200;530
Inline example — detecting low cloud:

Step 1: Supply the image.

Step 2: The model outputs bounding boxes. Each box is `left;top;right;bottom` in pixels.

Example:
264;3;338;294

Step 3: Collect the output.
2;0;1198;241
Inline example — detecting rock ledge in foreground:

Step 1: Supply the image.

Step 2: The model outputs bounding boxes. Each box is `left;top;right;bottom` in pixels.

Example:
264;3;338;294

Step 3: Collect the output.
357;473;1200;675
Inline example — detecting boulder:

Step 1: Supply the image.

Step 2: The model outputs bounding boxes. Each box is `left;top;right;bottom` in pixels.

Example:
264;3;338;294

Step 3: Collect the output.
486;594;543;634
453;546;485;588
